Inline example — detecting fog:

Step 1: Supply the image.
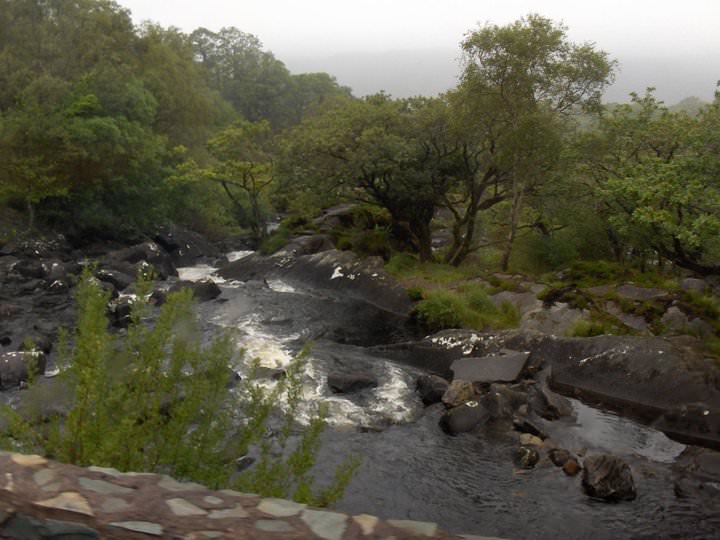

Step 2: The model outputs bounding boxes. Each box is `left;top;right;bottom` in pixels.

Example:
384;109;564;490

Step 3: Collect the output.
117;0;720;103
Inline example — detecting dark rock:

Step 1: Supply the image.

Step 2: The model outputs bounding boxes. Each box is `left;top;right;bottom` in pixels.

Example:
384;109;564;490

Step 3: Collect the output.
582;454;636;501
548;448;572;467
19;334;53;355
171;279;222;302
0;336;10;347
0;351;46;390
450;350;529;384
439;400;488;435
2;514;99;539
107;241;177;279
530;380;574;420
149;288;167;306
480;383;529;421
416;374;449;406
328;372;378;394
153;224;220;266
13;259;47;279
513;446;540;469
110;298;134;328
512;415;547;439
236;455;256;471
655;404;720;448
673;446;720;499
254;367;287;381
96;269;134;292
280;234;335;257
442;379;476;408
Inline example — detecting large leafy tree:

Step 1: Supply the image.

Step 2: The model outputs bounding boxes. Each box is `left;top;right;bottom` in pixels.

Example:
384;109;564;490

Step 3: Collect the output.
578;90;720;274
282;94;451;260
444;14;614;267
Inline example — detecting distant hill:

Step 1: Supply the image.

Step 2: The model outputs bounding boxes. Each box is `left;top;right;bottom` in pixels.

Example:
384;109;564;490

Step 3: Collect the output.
284;49;720;104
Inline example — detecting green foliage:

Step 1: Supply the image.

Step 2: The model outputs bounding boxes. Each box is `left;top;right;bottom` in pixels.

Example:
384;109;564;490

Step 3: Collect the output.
259;225;291;255
0;269;357;505
568;319;616;337
412;284;519;332
385;254;478;285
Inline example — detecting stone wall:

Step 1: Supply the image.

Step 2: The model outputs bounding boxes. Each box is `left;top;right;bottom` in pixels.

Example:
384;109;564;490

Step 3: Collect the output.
0;452;493;540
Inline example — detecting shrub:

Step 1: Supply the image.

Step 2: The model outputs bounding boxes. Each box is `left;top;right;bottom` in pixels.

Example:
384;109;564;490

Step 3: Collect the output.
0;269;357;505
259;225;291;255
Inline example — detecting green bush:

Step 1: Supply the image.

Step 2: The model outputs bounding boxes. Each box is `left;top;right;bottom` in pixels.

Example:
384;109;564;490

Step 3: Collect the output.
0;269;357;505
412;285;520;332
259;225;292;255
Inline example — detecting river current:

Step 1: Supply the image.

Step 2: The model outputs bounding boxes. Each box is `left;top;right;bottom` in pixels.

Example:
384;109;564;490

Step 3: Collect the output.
177;255;720;540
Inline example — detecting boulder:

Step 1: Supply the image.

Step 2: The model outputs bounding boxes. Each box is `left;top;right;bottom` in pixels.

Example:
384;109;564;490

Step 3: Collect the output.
278;235;334;257
480;383;529;421
327;372;378;394
171;280;222;302
153;224;220;266
581;454;636;501
512;416;547;439
563;459;582;476
439;400;488;435
0;351;46;389
416;374;449;406
673;446;720;499
616;284;669;301
96;269;134;292
107;241;177;279
529;380;574;420
520;303;588;336
660;306;689;332
679;278;709;293
450;350;529;384
442;379;476;408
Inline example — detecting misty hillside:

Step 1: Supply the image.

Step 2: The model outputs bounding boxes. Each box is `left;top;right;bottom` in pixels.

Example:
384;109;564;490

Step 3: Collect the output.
287;49;720;104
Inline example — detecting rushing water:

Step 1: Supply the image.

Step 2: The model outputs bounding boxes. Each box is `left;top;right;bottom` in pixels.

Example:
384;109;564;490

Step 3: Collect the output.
176;257;720;540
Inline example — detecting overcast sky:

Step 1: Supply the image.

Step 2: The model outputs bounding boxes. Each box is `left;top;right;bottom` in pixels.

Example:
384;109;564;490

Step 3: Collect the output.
116;0;720;102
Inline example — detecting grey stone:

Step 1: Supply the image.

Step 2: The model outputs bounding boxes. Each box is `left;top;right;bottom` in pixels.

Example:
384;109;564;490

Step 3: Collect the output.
661;306;689;332
101;497;132;513
301;509;348;540
521;303;587;336
387;519;438;537
416;374;449;406
33;468;56;487
255;519;294;533
157;475;205;492
688;318;715;339
208;504;249;519
439;401;488;435
203;495;223;505
616;284;669;301
491;291;542;315
78;477;134;495
441;379;475;408
0;351;46;389
514;446;540;469
166;497;208;516
353;514;379;536
451;351;529;384
11;453;47;467
257;498;306;517
109;521;163;536
679;278;708;293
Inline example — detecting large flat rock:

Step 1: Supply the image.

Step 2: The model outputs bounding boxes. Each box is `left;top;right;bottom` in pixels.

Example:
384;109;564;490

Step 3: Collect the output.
450;351;529;383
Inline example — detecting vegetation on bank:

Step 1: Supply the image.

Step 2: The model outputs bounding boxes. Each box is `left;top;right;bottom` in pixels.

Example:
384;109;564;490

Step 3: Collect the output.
0;270;358;506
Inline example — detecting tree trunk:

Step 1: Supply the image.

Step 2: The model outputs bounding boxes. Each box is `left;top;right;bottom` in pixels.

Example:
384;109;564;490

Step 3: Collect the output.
25;198;35;233
410;218;434;262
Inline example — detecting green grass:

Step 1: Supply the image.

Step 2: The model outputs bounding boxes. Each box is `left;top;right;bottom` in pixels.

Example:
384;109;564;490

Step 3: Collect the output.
385;253;479;284
259;225;291;255
412;284;519;332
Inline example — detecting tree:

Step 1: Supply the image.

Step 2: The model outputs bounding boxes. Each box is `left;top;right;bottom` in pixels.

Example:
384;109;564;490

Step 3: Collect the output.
206;120;275;240
282;94;451;261
578;90;720;274
443;14;614;267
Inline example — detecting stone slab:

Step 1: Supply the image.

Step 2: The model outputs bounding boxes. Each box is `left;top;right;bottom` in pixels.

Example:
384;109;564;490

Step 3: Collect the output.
450;350;529;383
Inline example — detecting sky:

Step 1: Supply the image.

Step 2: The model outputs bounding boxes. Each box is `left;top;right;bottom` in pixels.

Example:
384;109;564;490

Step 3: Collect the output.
116;0;720;102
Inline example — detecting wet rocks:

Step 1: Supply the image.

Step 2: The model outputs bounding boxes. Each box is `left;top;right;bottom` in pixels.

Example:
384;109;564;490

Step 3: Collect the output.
450;350;529;384
416;374;449;406
327;372;378;394
441;380;476;408
513;446;540;469
0;351;46;389
439;400;488;435
581;454;636;501
171;279;222;302
563;459;581;476
548;448;572;467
